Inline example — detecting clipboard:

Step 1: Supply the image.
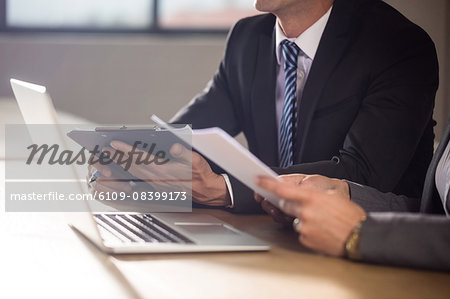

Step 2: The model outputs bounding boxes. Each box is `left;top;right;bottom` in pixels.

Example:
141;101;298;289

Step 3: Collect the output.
151;115;282;207
67;125;191;154
67;125;192;182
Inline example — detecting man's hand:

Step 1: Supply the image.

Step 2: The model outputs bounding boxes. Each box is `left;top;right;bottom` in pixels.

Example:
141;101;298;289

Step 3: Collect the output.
101;141;231;207
255;175;366;257
87;163;132;195
255;174;350;225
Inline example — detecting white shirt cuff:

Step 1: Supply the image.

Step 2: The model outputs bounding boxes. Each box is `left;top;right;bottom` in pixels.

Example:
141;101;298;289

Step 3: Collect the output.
221;174;234;208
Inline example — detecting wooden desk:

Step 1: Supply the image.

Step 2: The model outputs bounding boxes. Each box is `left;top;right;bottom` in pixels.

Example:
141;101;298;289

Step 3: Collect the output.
0;158;137;299
111;209;450;299
1;154;450;299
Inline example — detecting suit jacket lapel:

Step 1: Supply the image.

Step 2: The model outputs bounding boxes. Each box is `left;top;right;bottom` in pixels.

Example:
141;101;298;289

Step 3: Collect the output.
295;0;358;162
420;120;450;213
251;22;279;166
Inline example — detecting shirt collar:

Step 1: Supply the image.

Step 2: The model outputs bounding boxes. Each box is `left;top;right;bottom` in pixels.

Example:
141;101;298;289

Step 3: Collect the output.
275;6;332;64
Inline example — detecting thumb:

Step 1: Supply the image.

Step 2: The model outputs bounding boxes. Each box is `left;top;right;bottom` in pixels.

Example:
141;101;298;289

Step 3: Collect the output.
169;143;191;162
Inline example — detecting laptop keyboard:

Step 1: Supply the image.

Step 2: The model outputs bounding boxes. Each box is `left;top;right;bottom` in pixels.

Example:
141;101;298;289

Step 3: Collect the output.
94;214;192;244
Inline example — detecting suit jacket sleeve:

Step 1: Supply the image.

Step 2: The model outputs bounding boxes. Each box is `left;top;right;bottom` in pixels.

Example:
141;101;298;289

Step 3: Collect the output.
170;20;264;214
278;27;438;197
346;181;420;212
359;213;450;271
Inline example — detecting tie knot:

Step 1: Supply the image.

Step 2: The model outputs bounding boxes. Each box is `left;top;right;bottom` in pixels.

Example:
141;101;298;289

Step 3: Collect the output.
280;40;300;69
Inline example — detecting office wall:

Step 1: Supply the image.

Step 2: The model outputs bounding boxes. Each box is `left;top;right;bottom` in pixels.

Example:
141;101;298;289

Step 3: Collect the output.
0;35;226;124
0;0;448;138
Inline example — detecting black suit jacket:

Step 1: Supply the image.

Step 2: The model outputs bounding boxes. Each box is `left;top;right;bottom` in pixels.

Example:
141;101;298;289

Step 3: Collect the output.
349;119;450;215
172;0;438;213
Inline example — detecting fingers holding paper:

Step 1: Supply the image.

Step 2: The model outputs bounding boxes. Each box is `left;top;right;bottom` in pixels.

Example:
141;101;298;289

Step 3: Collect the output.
255;174;366;257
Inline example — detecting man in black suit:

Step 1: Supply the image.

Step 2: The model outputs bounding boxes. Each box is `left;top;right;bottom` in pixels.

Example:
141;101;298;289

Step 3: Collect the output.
93;0;438;213
172;0;438;211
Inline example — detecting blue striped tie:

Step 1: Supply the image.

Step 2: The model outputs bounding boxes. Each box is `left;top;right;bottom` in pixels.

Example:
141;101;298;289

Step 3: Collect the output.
279;40;300;167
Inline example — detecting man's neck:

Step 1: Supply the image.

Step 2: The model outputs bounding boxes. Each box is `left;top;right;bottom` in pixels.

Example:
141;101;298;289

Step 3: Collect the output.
276;0;333;38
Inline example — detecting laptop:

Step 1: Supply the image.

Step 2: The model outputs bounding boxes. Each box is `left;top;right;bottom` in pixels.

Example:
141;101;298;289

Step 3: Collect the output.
10;78;269;253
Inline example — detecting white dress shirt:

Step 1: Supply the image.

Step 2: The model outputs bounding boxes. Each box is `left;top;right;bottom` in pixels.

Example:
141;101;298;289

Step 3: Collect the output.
224;7;332;208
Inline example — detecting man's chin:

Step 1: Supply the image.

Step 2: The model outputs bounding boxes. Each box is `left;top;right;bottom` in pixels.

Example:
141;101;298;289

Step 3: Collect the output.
254;4;281;15
254;6;271;13
254;0;274;13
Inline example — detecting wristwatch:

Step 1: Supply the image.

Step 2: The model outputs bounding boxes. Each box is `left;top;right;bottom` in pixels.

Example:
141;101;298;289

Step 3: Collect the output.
345;216;367;260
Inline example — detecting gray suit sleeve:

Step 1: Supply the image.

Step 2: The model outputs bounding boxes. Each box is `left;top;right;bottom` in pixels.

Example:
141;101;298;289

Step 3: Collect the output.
359;213;450;271
347;181;420;212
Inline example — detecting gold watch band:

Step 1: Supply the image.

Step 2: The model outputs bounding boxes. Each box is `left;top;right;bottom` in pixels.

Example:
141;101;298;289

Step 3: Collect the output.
345;216;367;260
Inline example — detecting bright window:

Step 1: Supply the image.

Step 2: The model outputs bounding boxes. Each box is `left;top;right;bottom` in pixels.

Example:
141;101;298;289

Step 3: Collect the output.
7;0;153;29
3;0;258;32
159;0;257;29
